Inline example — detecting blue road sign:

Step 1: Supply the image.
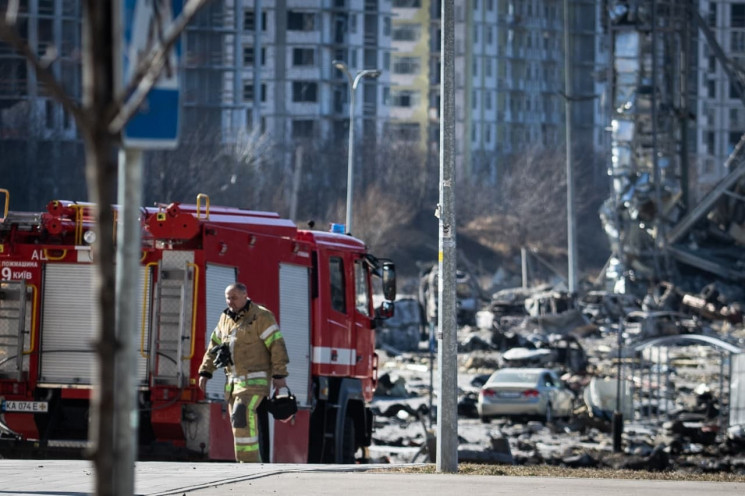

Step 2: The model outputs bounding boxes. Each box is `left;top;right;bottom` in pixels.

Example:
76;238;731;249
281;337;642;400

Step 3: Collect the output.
121;0;183;149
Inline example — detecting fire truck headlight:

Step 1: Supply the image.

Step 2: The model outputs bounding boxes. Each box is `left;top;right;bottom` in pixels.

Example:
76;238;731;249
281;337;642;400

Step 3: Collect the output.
83;230;97;245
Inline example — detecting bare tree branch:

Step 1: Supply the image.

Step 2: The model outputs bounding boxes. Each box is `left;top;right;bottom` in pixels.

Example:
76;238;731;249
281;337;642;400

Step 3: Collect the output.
0;12;86;127
108;0;214;134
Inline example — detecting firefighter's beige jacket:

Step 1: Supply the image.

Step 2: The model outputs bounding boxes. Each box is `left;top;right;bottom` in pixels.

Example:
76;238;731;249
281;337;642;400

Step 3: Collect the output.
199;301;289;397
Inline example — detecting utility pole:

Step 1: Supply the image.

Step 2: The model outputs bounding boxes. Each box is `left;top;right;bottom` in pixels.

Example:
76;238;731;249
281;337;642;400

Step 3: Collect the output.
113;149;143;495
563;0;578;294
437;0;458;474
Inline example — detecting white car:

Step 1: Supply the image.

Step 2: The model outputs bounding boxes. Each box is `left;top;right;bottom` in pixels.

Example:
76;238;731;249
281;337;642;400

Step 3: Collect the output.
477;368;575;424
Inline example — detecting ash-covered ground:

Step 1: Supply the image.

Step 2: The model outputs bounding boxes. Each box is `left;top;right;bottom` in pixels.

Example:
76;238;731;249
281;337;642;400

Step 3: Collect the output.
368;284;745;474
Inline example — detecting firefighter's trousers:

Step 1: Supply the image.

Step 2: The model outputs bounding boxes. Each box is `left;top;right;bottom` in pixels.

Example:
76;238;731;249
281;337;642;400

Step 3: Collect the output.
228;391;265;462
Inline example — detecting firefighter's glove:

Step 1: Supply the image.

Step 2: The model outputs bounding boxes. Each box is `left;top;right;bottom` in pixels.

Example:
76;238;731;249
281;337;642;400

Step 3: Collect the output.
210;343;233;369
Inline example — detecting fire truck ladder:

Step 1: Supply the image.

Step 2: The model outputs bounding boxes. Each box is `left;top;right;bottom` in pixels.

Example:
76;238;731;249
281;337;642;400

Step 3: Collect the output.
151;263;195;388
0;281;27;381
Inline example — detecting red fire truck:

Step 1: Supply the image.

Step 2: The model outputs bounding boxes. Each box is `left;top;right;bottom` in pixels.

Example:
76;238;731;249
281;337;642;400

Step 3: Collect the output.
0;190;396;463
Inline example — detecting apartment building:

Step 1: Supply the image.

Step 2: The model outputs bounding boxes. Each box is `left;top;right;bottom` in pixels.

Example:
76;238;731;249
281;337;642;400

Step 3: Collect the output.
195;0;391;152
0;0;84;209
695;0;745;193
0;0;392;210
390;0;599;184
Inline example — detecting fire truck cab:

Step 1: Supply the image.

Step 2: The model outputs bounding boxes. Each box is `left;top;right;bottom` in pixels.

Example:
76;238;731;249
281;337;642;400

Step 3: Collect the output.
0;190;395;463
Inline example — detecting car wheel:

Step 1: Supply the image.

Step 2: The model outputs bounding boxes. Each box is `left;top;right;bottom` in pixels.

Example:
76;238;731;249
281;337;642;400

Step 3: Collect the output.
544;403;553;424
480;415;491;424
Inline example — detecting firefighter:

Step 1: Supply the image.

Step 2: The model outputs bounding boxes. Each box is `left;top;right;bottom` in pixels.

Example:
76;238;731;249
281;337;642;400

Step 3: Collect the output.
197;282;290;463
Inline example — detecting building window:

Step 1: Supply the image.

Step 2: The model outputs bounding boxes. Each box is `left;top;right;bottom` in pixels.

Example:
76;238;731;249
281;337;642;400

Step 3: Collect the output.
708;79;716;98
244;10;266;31
243;83;266;102
709;3;717;27
732;31;745;53
329;257;346;313
243;46;265;65
292;48;315;66
392;90;419;107
350;14;357;33
733;4;745;27
730;131;744;153
392;0;422;7
292;81;318;102
730;81;742;100
384;16;391;36
287;11;316;31
393;56;421;74
706;131;715;154
392;23;420;42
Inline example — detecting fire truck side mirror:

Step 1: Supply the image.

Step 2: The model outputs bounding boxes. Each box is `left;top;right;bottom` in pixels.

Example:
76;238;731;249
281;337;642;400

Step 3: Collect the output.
382;262;396;301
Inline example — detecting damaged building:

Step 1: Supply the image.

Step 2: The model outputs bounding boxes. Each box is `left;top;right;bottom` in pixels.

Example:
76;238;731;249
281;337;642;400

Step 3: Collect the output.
597;0;745;445
601;0;745;298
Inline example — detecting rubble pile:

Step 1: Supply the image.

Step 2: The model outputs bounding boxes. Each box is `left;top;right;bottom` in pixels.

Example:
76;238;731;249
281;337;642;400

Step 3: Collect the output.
369;281;745;474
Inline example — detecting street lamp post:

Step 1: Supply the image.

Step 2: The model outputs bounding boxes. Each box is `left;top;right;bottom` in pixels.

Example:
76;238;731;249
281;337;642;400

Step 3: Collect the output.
332;60;381;235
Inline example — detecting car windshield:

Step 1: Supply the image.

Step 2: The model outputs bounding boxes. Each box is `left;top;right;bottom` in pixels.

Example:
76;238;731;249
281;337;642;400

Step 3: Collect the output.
488;369;540;384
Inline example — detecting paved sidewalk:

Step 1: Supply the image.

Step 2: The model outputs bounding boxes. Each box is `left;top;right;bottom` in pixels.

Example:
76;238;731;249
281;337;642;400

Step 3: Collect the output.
3;459;745;496
1;459;393;495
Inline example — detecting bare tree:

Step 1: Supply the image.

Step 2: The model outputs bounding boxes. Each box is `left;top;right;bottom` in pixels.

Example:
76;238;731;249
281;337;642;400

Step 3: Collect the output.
144;124;275;207
352;137;430;252
0;2;213;495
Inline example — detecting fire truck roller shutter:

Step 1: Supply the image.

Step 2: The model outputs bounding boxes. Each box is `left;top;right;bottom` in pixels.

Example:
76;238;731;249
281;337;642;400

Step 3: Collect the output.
204;264;236;401
279;263;310;407
40;264;151;385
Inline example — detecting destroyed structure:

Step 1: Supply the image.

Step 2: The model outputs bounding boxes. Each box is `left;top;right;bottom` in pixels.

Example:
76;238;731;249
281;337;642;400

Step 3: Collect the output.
601;1;745;297
370;1;745;472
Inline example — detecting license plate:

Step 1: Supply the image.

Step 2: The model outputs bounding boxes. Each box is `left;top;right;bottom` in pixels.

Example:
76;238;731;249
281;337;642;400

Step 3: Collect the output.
2;400;49;413
498;391;521;398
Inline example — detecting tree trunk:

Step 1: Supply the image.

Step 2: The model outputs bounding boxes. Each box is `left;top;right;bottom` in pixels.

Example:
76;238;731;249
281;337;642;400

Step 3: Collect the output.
82;2;119;495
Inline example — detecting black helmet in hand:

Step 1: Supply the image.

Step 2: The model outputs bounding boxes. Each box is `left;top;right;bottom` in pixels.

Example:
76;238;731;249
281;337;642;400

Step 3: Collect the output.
267;387;297;420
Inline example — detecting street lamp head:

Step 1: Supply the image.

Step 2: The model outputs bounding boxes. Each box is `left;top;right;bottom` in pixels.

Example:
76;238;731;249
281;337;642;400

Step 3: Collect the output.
365;69;382;79
332;60;348;71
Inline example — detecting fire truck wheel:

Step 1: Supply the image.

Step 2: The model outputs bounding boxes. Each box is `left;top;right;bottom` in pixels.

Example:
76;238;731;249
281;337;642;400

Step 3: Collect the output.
341;415;356;464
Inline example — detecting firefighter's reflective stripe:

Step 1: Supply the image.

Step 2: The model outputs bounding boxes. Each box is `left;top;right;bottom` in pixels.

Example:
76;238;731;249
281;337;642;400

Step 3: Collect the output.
232;394;263;462
226;371;268;390
260;324;282;347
